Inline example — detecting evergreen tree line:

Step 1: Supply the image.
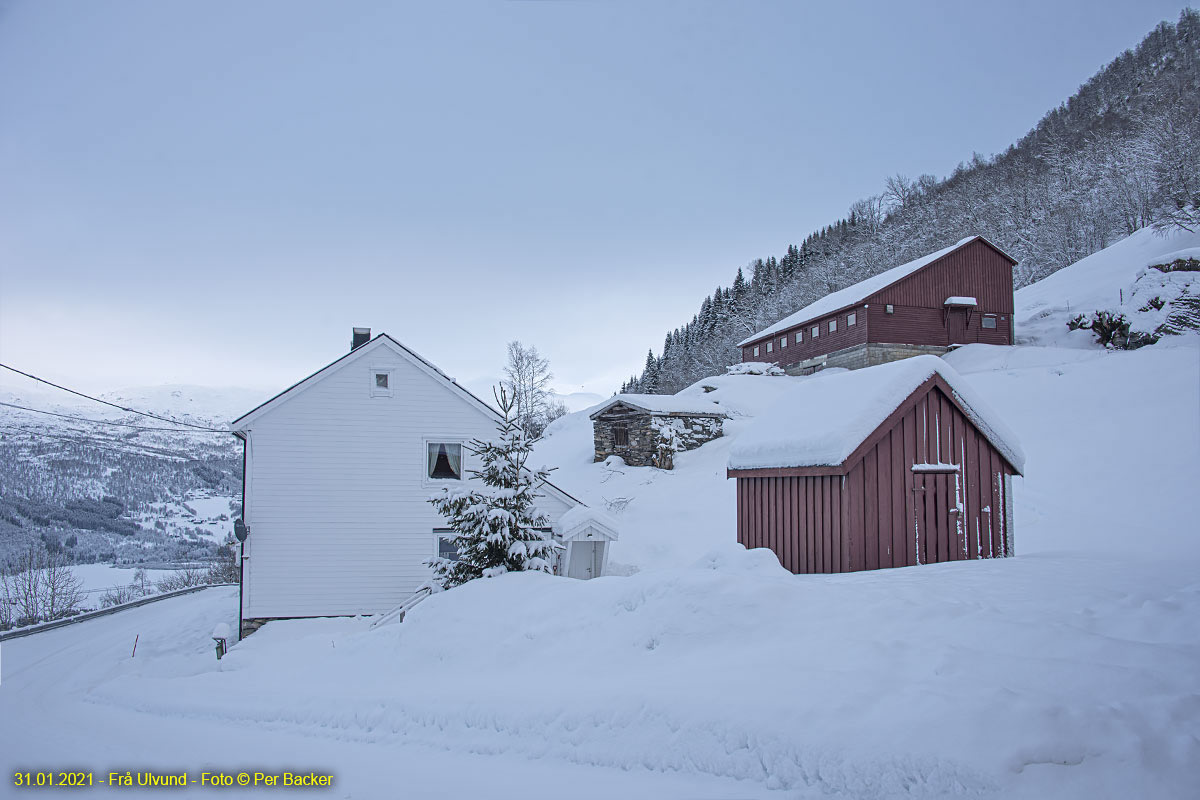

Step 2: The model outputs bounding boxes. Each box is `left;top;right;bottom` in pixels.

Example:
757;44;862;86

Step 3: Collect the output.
622;11;1200;395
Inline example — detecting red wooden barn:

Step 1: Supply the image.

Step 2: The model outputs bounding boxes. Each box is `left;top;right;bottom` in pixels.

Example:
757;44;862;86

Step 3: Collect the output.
727;356;1024;573
738;236;1016;375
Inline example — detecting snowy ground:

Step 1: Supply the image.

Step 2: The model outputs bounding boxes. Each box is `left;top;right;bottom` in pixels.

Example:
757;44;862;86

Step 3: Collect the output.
2;231;1198;797
70;564;175;609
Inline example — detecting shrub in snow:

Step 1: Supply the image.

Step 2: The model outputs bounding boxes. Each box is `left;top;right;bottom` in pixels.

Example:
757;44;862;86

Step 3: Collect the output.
427;386;557;590
725;362;785;376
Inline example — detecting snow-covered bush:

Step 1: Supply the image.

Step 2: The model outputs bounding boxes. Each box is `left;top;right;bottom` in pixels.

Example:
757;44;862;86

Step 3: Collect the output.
427;387;557;589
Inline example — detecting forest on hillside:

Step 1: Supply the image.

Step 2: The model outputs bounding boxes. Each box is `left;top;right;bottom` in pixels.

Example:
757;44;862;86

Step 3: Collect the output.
625;10;1200;395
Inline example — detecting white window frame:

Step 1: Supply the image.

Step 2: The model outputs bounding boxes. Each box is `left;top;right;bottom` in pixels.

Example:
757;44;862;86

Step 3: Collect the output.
811;325;819;338
753;345;759;357
780;336;787;349
828;319;837;333
423;439;466;483
886;304;895;314
795;331;802;344
847;312;856;326
370;367;394;398
433;528;460;563
766;341;773;353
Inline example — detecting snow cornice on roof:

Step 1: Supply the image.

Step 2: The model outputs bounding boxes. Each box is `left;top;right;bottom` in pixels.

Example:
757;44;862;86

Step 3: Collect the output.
587;393;729;419
737;236;1017;348
727;355;1024;474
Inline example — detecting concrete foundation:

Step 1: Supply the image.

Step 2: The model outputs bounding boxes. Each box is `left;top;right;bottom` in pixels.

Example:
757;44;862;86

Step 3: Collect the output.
783;342;951;376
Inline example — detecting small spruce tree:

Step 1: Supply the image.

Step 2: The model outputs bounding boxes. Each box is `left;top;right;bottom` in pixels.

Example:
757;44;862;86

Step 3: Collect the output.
427;386;557;589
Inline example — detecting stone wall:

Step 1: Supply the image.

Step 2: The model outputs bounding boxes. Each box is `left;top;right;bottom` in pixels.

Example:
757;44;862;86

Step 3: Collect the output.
593;411;724;469
783;342;950;376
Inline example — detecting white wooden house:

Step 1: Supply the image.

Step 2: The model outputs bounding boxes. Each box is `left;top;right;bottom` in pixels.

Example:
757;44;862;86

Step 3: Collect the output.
230;329;613;638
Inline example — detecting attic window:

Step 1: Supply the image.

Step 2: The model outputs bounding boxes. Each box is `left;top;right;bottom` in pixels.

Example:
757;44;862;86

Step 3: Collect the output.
613;424;629;446
982;315;998;329
427;442;463;480
847;312;856;326
371;369;393;397
886;304;894;314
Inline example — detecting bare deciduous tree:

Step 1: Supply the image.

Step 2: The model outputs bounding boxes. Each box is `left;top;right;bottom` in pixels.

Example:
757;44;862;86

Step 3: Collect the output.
8;543;84;624
503;341;566;438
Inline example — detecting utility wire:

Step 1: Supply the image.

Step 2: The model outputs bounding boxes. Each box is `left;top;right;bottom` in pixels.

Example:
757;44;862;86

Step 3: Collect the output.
0;363;228;432
0;400;226;433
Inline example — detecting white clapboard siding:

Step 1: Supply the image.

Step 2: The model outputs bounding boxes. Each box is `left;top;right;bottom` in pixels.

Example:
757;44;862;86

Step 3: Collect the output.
239;337;576;619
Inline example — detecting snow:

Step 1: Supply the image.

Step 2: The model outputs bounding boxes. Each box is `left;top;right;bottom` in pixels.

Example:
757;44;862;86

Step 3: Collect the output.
3;230;1199;798
944;295;978;305
69;564;176;608
738;235;988;346
1015;226;1200;347
585;393;728;418
727;355;1025;473
553;505;620;540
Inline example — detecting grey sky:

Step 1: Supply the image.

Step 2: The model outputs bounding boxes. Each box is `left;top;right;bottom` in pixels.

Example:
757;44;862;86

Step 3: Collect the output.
0;0;1187;403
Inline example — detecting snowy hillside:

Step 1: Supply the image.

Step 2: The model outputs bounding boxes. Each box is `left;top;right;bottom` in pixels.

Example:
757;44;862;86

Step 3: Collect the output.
1015;225;1200;347
0;377;261;566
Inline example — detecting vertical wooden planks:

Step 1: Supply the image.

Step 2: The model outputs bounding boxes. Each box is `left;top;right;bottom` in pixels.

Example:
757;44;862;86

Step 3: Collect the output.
862;452;877;571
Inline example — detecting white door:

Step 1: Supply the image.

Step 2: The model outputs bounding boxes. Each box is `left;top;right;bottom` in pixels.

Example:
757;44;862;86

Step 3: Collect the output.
567;541;600;579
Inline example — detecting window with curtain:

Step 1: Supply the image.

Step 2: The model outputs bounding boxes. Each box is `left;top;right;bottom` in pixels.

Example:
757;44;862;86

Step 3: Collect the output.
427;442;463;480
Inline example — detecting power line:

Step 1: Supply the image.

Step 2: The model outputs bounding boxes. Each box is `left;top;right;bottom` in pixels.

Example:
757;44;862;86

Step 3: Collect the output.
0;363;228;432
0;400;226;433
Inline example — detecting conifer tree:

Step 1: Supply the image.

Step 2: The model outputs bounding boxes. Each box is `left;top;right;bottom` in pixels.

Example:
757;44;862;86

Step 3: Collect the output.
427;386;556;589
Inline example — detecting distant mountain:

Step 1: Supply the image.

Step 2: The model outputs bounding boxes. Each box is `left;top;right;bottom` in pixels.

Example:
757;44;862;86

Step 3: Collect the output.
0;382;257;569
625;10;1200;395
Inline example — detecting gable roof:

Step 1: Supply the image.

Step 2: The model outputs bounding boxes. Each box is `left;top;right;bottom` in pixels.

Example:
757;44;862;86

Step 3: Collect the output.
587;393;729;419
553;506;620;542
228;333;584;507
727;355;1024;474
230;333;502;431
737;235;1017;347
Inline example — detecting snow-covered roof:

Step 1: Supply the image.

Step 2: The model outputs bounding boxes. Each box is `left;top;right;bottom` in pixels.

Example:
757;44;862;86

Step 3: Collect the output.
738;236;1015;347
944;296;978;306
553;505;620;542
587;394;729;419
728;355;1024;473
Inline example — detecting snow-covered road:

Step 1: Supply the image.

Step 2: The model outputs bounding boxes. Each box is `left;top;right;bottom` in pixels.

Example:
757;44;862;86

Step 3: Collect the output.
0;587;771;799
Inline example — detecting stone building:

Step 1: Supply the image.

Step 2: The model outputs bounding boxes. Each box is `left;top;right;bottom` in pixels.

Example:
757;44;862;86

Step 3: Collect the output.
589;394;728;470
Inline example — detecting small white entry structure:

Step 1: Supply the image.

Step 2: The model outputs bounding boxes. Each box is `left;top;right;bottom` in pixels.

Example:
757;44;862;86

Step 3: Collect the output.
553;506;620;580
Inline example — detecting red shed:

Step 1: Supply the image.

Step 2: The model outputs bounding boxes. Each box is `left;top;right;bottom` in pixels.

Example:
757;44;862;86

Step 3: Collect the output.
727;356;1024;573
738;236;1016;374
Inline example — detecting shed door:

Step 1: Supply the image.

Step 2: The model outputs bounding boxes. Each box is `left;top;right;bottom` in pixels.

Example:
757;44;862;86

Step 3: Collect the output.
567;541;600;579
947;308;969;344
912;467;964;564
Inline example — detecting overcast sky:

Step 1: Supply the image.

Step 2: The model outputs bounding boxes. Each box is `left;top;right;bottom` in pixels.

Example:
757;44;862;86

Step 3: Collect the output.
0;0;1188;404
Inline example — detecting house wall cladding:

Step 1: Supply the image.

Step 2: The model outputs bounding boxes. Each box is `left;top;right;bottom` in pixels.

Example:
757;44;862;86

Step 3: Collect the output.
241;344;573;621
735;382;1015;573
741;238;1015;365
